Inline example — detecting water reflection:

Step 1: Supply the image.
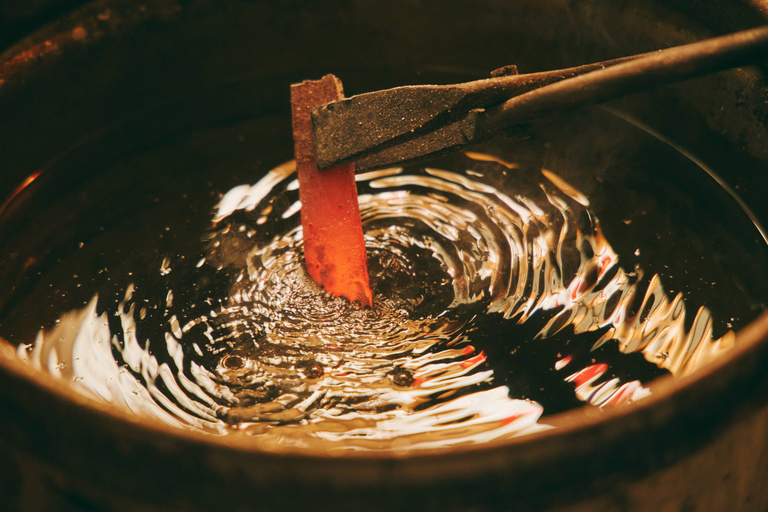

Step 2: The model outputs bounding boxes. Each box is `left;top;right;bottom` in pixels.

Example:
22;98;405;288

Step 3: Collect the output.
15;151;736;451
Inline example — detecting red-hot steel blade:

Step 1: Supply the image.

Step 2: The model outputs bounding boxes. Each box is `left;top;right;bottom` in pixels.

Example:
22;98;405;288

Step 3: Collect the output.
290;75;373;307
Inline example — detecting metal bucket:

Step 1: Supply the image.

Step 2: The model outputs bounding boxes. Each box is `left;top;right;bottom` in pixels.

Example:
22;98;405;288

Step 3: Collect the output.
1;0;767;510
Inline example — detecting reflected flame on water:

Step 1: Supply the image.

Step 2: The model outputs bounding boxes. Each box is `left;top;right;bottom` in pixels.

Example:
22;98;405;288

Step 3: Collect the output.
16;151;736;451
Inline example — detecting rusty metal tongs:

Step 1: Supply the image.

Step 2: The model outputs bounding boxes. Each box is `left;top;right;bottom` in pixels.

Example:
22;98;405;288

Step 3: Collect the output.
311;25;768;171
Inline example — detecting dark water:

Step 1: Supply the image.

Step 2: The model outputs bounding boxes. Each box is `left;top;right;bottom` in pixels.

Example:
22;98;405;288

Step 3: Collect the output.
0;107;765;452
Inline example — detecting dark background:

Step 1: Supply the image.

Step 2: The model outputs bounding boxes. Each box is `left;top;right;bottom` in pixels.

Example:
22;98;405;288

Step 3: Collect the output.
3;0;768;53
0;0;89;52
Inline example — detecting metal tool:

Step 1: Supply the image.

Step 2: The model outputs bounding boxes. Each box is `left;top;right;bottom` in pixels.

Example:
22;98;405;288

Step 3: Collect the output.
311;25;768;171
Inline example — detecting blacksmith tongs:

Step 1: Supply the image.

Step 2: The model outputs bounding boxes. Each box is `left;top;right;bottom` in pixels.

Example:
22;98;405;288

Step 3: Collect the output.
311;25;768;171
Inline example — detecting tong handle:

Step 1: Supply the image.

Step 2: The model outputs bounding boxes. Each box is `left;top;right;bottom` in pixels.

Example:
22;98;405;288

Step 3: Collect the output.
478;25;768;135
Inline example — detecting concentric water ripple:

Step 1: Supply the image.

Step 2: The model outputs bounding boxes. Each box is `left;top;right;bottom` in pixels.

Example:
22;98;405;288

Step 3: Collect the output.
14;150;738;451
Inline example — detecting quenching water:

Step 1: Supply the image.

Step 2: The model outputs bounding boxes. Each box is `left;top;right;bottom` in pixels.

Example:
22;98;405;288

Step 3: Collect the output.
0;107;765;452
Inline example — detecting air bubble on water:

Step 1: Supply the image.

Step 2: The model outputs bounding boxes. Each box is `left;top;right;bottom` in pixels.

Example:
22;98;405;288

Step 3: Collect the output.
391;368;414;387
301;361;324;379
223;355;244;370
